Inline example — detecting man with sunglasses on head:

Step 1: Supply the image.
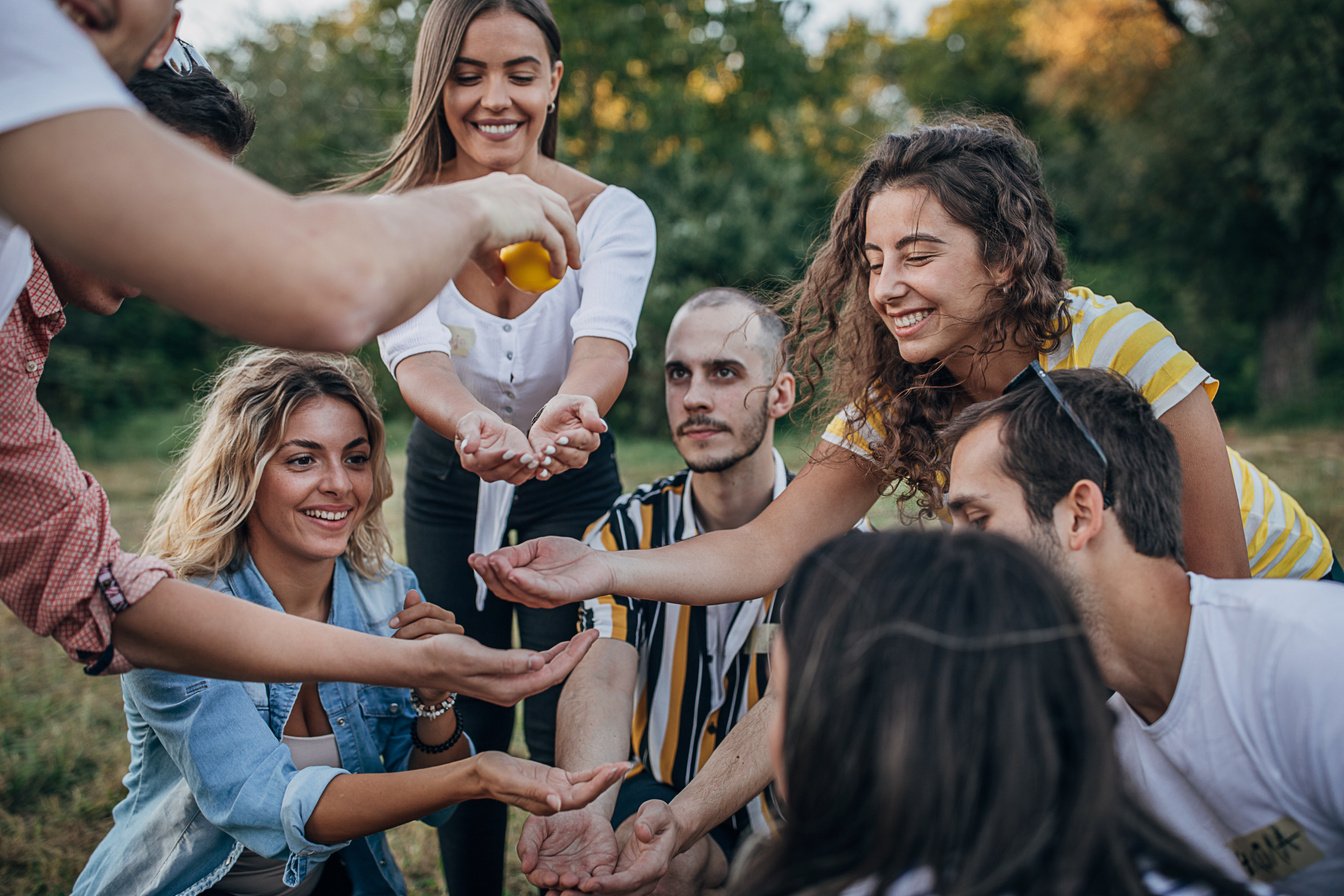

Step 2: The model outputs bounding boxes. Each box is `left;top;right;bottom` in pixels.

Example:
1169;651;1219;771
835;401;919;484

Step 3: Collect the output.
0;14;599;710
943;366;1344;895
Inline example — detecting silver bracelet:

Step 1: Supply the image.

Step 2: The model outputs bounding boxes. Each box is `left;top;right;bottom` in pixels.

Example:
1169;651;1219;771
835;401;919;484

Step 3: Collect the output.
410;690;457;720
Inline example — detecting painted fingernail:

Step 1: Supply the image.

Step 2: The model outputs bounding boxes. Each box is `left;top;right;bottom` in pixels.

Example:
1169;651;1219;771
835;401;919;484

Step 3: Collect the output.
503;450;517;461
544;445;556;456
557;436;570;446
539;469;551;479
541;457;552;466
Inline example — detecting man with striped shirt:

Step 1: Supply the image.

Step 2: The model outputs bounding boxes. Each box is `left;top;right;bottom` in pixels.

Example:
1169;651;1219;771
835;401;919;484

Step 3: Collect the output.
518;289;795;895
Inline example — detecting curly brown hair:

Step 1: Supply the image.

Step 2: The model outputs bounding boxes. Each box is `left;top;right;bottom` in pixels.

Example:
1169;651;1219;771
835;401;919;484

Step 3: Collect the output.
786;114;1070;517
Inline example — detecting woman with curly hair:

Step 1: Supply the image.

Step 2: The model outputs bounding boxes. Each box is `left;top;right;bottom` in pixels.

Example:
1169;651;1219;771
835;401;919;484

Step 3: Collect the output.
73;349;625;896
473;114;1335;611
730;530;1258;896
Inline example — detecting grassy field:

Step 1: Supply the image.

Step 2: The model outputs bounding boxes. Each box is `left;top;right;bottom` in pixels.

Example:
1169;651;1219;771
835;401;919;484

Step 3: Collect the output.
2;426;1341;894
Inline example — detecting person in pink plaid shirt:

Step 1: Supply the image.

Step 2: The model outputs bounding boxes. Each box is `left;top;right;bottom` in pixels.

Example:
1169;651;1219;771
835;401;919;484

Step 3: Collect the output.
0;9;598;703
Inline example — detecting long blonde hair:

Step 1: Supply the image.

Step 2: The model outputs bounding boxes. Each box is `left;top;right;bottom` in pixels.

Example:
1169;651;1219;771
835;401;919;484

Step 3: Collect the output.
145;348;395;580
339;0;562;194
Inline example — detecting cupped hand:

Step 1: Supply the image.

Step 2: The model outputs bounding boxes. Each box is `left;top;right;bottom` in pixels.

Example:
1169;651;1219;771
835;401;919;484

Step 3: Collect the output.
420;628;601;705
528;395;607;480
475;752;629;816
580;800;682;895
468;537;615;608
519;810;619;893
390;589;463;705
458;171;580;285
455;409;537;484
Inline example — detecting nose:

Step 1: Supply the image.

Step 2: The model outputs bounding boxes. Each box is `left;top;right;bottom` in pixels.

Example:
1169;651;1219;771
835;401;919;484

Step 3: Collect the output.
682;374;712;410
869;258;907;308
319;461;353;496
481;74;511;111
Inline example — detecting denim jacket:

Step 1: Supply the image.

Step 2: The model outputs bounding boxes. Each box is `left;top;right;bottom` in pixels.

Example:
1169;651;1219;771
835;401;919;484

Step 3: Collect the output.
73;555;455;896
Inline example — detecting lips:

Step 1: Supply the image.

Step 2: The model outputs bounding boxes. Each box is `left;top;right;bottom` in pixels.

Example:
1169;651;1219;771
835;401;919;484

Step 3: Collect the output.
472;121;523;138
302;508;351;522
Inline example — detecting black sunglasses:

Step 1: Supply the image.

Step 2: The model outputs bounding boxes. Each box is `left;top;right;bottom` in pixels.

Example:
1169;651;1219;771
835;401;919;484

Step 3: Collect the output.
161;38;212;76
1004;361;1113;509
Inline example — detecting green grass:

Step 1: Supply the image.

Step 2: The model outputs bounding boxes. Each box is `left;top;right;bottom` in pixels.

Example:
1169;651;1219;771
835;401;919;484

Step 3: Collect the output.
3;427;1342;895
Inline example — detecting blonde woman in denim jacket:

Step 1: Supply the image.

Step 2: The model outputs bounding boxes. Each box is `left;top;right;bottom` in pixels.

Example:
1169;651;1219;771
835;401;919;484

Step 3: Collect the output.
73;349;626;896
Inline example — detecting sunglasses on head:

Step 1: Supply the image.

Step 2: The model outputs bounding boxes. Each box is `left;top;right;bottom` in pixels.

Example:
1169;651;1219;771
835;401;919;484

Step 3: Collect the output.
1004;361;1114;509
161;38;212;76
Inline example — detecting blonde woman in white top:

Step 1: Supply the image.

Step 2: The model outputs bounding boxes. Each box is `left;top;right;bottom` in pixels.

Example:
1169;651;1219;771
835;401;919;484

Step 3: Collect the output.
343;1;655;891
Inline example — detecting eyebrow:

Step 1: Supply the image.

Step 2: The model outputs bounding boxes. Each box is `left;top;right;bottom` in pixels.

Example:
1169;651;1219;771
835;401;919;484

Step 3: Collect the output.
863;232;948;253
455;55;544;68
664;357;748;371
945;492;988;514
278;436;370;451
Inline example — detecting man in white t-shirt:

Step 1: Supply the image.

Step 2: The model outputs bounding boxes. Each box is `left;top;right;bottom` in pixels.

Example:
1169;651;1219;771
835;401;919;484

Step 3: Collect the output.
0;0;580;344
942;365;1343;895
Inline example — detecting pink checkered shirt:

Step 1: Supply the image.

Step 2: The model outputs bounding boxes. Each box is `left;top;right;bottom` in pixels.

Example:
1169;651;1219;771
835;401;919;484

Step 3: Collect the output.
0;247;173;674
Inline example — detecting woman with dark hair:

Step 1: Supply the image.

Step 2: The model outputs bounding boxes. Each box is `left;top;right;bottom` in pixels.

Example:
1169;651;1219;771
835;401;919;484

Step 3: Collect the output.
474;114;1335;613
344;1;656;890
732;530;1256;896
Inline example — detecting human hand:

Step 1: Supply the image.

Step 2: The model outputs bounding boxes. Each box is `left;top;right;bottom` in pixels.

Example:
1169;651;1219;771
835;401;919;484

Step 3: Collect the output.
528;395;607;480
419;628;601;706
580;800;682;895
450;171;581;285
389;589;463;705
474;752;628;815
455;409;538;484
518;810;619;893
469;537;616;608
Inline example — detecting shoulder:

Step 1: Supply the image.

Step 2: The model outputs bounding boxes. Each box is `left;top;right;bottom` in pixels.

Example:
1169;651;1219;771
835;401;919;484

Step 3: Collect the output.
579;186;656;236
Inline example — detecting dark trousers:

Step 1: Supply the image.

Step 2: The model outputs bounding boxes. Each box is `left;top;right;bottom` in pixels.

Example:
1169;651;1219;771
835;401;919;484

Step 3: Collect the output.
402;420;621;896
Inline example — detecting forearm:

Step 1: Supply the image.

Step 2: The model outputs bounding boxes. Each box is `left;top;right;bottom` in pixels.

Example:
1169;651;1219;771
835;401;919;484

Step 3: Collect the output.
667;690;776;852
397;352;492;440
407;705;473;770
1;110;487;351
553;337;631;415
113;579;430;685
555;639;638;818
305;759;485;843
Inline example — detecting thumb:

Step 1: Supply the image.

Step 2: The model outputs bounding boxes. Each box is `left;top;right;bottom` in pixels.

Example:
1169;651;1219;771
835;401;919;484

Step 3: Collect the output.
573;397;607;434
457;414;483;454
475;249;507;286
404;588;424;611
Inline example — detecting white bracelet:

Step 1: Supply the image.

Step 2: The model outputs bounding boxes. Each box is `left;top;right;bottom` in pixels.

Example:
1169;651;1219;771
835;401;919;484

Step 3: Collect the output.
411;691;458;720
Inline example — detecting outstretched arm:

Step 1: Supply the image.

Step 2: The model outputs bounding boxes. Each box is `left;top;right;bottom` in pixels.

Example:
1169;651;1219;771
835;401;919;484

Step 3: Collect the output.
112;580;600;701
473;443;884;608
0;109;579;351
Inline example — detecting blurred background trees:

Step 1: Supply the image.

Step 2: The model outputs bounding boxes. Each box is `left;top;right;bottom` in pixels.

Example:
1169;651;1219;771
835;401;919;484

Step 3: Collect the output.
44;0;1344;446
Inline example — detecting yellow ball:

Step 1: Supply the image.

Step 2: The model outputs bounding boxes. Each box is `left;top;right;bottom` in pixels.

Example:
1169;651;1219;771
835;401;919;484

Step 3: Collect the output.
500;241;562;293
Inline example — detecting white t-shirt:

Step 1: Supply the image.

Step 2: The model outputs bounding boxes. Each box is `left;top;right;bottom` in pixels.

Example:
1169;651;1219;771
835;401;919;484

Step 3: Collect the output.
377;185;656;429
0;0;136;324
1111;573;1344;894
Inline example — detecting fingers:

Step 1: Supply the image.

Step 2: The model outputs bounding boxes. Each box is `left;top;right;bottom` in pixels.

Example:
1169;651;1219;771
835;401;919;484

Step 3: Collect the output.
390;600;464;638
473;248;507;286
518;816;546;874
555;761;631;811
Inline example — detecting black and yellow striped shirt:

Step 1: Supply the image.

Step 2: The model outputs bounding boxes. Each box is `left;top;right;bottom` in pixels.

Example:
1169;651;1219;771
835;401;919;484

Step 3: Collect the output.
580;450;789;837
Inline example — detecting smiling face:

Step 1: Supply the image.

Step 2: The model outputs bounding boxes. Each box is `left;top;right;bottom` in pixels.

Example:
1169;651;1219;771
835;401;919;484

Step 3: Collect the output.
864;187;1002;373
246;396;374;572
441;9;561;176
664;302;789;474
56;0;180;81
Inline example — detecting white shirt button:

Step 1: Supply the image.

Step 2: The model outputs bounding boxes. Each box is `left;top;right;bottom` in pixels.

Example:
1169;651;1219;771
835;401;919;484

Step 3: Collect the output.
25;360;40;373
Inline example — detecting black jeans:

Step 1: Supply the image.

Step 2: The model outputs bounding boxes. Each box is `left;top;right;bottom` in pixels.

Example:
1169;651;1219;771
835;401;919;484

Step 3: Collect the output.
402;420;621;896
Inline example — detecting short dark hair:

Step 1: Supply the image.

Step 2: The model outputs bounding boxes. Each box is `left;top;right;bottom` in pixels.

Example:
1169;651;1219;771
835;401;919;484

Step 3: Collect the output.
678;287;789;374
730;530;1249;896
128;67;256;158
942;367;1184;562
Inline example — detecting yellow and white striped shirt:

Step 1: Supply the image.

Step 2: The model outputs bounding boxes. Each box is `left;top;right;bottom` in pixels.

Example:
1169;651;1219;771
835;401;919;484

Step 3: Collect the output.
823;287;1334;579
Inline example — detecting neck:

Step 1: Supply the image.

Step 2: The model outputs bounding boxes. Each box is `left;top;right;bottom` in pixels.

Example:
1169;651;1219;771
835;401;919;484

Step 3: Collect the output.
1082;546;1192;724
946;341;1038;404
246;539;336;622
689;441;778;534
439;149;546;184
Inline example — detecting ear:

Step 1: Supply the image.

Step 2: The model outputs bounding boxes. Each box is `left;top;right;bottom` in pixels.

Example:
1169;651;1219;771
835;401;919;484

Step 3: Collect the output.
142;9;181;71
549;59;565;106
767;370;796;420
1058;479;1107;552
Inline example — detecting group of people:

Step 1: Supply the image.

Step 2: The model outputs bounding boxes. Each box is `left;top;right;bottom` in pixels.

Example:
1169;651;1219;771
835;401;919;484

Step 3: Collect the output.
2;0;1340;895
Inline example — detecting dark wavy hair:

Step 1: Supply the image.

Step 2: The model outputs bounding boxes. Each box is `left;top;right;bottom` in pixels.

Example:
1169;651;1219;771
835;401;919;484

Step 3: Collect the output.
729;531;1253;896
787;114;1069;517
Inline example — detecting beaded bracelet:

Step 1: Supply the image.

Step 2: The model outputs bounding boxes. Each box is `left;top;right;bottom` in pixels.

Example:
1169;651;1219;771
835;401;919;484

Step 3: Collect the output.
412;707;465;754
410;690;457;720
